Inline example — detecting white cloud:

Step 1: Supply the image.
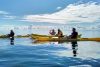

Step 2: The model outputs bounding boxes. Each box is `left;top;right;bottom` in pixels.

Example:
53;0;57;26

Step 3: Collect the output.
2;15;16;19
0;11;9;15
22;2;100;24
0;11;16;19
56;7;62;10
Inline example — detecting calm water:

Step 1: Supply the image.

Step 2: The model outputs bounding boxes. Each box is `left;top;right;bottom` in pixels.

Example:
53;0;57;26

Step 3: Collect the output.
0;39;100;67
0;29;100;67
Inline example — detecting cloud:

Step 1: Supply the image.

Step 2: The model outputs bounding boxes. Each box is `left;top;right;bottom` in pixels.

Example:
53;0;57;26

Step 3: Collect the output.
2;15;16;19
22;2;100;24
0;11;9;15
56;7;62;10
0;11;16;20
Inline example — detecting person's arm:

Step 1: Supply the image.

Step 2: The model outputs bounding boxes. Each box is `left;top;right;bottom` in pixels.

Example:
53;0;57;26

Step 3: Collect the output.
71;32;74;38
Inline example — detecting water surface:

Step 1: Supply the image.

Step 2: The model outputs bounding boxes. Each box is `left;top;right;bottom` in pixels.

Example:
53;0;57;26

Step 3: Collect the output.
0;37;100;67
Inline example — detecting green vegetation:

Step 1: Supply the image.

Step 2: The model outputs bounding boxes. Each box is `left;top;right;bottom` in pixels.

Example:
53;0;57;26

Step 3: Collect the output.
0;34;31;38
0;35;8;38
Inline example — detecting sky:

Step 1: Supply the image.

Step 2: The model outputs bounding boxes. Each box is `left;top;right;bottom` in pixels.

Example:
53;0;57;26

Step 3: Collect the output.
0;0;100;25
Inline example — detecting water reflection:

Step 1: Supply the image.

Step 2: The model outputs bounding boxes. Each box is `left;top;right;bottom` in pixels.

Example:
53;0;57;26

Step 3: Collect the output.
71;41;78;57
10;37;14;45
33;40;78;57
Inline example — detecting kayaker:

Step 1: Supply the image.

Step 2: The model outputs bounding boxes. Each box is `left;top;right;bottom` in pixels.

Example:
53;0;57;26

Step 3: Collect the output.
9;30;15;45
70;28;78;57
57;29;63;38
71;28;78;39
49;29;56;35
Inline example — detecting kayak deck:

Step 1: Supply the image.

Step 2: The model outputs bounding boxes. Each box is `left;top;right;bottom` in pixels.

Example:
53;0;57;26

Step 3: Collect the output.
31;34;81;39
34;37;100;41
31;34;100;42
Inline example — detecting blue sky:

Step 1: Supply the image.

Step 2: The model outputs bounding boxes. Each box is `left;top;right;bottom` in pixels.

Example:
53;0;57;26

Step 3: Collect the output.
0;0;100;25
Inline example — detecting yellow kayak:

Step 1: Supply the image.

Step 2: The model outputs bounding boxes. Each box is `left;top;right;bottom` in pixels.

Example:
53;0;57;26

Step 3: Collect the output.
31;34;81;38
31;34;100;41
